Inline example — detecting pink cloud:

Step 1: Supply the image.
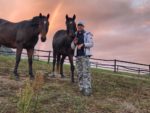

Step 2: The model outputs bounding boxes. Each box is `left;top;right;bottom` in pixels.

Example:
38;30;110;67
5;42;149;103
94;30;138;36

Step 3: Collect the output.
0;0;150;63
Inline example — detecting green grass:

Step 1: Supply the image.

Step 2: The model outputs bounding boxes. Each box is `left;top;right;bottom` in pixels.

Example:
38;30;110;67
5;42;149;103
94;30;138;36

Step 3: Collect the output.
0;55;150;113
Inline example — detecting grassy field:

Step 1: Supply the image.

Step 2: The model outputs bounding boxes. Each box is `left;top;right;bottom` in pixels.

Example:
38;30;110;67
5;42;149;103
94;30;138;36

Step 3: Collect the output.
0;55;150;113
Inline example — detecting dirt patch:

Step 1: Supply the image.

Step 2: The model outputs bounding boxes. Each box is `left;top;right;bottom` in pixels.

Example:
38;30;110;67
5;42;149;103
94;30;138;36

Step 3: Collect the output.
119;101;140;113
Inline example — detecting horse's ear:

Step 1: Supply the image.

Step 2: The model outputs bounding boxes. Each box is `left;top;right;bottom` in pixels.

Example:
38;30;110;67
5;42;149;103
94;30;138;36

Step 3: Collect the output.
47;14;50;19
73;14;76;20
39;13;42;18
66;14;69;20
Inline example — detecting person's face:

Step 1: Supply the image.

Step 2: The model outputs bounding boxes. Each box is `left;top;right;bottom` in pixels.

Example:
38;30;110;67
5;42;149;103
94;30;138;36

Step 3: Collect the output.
77;25;84;31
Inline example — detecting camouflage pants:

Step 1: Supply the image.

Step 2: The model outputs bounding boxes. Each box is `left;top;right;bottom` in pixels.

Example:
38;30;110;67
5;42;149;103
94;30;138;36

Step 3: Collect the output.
76;56;92;91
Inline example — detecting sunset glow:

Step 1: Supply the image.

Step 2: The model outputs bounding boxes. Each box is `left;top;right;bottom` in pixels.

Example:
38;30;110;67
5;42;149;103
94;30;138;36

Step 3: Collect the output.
0;0;150;63
49;2;63;31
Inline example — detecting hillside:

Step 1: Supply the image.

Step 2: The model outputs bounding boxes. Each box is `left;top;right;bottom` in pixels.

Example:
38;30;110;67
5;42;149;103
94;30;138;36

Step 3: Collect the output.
0;55;150;113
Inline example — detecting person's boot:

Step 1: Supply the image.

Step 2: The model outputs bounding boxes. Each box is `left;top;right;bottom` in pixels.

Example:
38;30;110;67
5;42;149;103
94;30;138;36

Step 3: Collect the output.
30;75;35;80
82;88;92;96
79;87;84;92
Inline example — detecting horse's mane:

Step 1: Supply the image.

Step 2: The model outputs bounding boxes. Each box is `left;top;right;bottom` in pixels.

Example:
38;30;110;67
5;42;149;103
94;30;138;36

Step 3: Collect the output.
0;15;47;26
31;16;47;27
0;19;13;25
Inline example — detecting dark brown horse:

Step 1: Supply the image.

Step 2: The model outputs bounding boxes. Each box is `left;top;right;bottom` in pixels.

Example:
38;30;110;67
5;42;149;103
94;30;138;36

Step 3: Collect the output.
0;13;50;80
52;15;77;82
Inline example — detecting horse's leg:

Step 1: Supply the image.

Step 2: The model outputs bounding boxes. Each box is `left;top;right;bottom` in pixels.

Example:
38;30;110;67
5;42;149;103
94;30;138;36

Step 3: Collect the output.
56;54;61;74
14;48;23;80
52;51;56;77
68;55;75;83
60;55;66;78
27;48;34;80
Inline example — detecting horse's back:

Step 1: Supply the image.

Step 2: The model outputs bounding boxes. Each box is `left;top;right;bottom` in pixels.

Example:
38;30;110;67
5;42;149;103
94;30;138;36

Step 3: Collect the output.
0;19;9;24
0;19;16;31
0;18;31;48
0;19;17;46
0;19;15;27
0;18;30;29
53;30;67;40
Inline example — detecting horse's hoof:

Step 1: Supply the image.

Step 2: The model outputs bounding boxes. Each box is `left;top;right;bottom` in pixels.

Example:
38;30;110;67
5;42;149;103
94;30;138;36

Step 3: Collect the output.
14;75;20;81
71;80;75;83
82;88;92;96
49;73;56;78
51;75;56;78
13;72;20;81
30;76;35;80
61;75;65;78
49;74;55;78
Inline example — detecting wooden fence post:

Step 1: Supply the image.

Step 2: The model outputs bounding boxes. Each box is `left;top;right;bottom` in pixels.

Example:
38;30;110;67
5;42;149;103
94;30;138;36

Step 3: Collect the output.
95;62;98;68
33;50;35;60
38;55;39;61
48;51;51;64
114;59;117;72
138;68;140;75
149;65;150;75
117;65;119;72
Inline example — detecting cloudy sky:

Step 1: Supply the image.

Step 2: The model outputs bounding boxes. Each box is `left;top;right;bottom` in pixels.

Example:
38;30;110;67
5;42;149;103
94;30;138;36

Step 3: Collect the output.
0;0;150;63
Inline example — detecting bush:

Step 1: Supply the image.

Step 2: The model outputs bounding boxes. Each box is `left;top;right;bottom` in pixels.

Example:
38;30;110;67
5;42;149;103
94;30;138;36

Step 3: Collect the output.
17;71;44;113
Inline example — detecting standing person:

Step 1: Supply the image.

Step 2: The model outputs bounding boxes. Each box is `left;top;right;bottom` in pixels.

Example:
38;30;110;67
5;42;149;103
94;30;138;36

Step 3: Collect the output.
71;21;94;96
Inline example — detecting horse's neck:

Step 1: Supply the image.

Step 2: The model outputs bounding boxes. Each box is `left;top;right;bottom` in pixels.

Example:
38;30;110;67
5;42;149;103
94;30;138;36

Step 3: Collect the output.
32;28;40;36
30;23;40;36
65;36;73;46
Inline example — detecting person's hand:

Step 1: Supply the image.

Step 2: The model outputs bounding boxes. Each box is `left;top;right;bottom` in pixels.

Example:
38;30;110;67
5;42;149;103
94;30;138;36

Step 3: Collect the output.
77;44;84;49
74;37;78;44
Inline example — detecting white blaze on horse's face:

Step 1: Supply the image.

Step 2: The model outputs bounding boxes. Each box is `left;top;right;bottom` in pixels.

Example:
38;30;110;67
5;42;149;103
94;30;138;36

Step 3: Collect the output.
44;20;47;25
38;34;42;38
39;19;49;42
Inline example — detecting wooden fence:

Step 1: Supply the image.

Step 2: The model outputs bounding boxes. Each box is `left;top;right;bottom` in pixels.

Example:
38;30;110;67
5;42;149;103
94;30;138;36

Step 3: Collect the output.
0;49;150;75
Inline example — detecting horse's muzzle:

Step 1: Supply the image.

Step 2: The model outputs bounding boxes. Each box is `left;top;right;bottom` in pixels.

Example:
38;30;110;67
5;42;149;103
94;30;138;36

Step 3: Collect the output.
41;37;46;42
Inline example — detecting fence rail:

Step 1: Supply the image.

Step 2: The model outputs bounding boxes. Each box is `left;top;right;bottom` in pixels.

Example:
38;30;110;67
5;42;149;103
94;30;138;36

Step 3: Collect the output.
0;49;150;75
